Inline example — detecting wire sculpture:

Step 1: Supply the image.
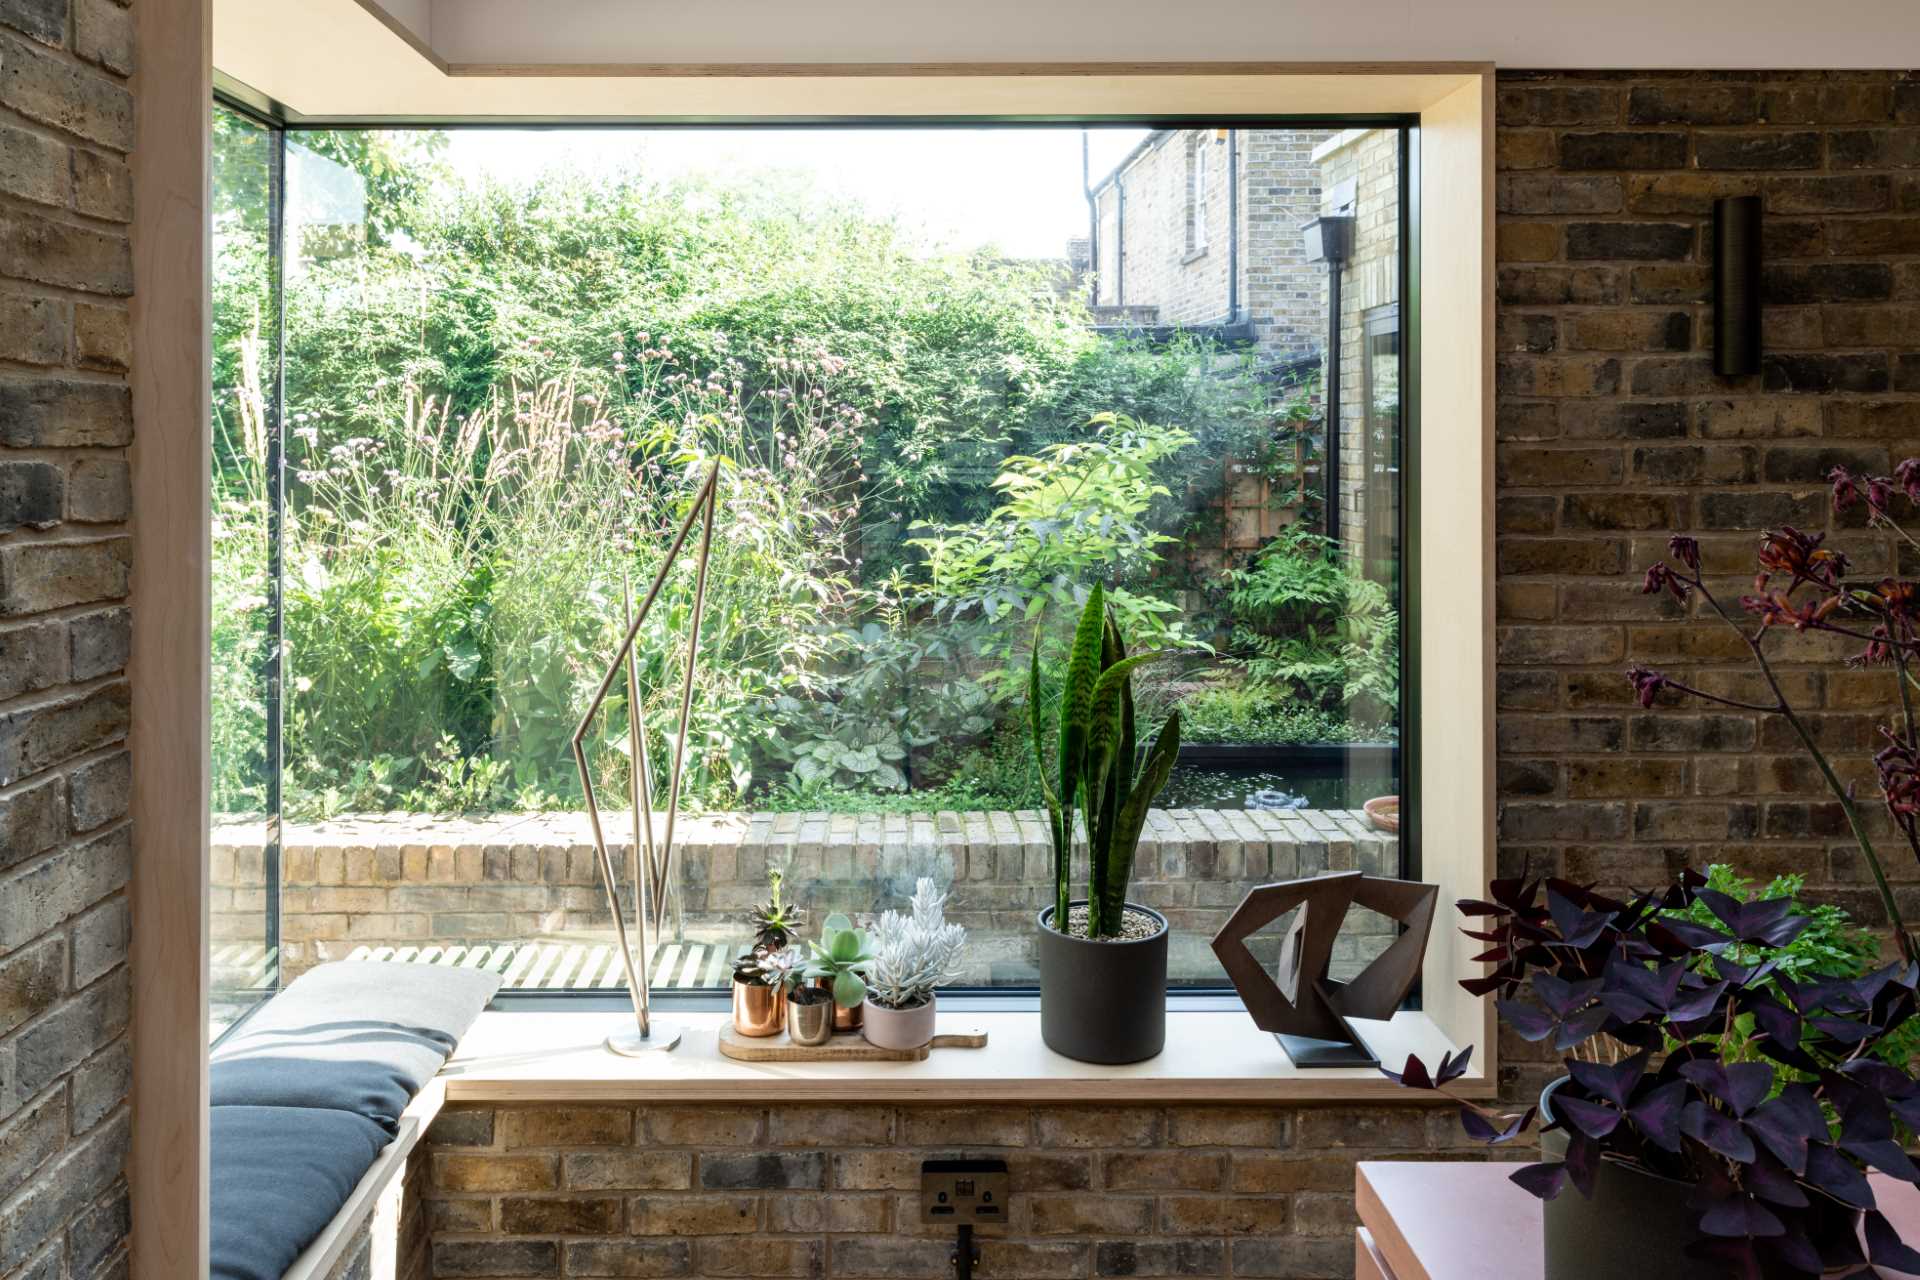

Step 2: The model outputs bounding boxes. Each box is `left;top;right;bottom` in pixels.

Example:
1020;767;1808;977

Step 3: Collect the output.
570;464;719;1055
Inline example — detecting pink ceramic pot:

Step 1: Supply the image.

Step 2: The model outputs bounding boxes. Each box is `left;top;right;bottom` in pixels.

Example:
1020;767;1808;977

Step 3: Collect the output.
860;994;936;1050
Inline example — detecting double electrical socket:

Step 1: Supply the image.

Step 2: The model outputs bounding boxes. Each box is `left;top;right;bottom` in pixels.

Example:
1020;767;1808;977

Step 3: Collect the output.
920;1159;1010;1226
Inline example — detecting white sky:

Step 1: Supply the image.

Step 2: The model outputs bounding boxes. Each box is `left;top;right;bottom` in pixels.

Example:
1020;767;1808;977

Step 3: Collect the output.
442;127;1151;260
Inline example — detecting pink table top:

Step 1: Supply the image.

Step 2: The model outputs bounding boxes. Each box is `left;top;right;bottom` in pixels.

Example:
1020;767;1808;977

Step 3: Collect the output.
1356;1161;1920;1280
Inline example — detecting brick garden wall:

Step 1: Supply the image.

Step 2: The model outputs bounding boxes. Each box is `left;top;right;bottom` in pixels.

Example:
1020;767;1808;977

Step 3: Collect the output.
404;69;1920;1280
0;0;135;1275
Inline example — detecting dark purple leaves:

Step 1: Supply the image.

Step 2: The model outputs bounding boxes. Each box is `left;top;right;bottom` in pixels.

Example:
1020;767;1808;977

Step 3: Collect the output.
1806;1142;1878;1210
1629;1080;1687;1154
1509;1161;1569;1201
1746;1087;1824;1175
1567;1050;1648;1107
1866;1211;1920;1272
1682;1101;1757;1163
1459;1103;1533;1145
1697;1194;1786;1240
1694;888;1812;948
1678;1061;1773;1116
1554;1093;1624;1141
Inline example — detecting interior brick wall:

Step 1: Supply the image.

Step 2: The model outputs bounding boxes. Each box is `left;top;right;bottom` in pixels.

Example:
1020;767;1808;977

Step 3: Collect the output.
420;1102;1470;1280
0;0;136;1273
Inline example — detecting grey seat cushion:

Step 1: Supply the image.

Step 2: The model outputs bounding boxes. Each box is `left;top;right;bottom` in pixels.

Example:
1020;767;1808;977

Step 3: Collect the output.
209;1104;393;1280
211;960;499;1131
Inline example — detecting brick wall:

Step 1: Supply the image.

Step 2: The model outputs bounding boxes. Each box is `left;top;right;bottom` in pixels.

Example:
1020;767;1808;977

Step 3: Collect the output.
1494;67;1920;1103
0;0;136;1274
420;1102;1469;1280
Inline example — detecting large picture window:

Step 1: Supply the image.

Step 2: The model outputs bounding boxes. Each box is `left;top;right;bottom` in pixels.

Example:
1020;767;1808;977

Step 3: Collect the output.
208;117;1411;1002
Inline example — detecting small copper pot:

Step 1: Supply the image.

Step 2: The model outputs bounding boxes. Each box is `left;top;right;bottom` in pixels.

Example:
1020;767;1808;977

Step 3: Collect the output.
814;976;863;1031
732;978;786;1038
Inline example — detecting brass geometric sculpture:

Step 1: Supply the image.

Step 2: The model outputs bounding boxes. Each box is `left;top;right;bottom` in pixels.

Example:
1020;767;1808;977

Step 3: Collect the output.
1210;871;1439;1068
570;463;719;1056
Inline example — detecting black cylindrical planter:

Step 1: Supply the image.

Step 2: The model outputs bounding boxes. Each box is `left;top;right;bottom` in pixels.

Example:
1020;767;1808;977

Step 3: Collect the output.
1538;1078;1859;1280
1036;901;1167;1064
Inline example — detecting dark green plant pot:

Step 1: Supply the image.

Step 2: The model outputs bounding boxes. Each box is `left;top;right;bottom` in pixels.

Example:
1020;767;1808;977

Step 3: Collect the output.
1538;1077;1859;1280
1036;901;1167;1065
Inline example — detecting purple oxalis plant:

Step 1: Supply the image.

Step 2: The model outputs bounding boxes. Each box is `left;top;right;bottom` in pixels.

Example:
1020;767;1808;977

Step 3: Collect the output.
1633;454;1920;961
1385;455;1920;1277
1391;874;1920;1277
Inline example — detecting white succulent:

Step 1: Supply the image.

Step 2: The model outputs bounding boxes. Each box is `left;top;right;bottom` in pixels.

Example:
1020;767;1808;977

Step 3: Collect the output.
866;878;967;1010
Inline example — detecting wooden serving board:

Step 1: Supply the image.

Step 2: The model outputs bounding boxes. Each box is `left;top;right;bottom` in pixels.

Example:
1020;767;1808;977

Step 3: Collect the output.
716;1023;988;1063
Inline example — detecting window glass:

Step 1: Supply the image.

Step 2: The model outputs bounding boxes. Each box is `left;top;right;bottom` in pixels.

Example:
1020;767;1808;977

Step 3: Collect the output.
209;104;281;1037
213;123;1407;996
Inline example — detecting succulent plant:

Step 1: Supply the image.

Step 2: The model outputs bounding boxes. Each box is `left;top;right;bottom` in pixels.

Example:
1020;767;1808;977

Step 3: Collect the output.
867;878;967;1010
749;868;805;956
804;912;874;1009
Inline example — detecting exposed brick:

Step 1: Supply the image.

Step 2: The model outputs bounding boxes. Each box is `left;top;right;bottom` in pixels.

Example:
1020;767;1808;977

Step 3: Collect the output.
1498;173;1623;215
432;1153;557;1193
68;894;124;986
696;1237;819;1278
1766;175;1892;214
1830;128;1920;169
1565;221;1693;261
0;775;63;873
1694;131;1822;170
0;619;64;702
1157;1196;1290;1236
0;935;64;1037
564;1240;691;1278
0;461;62;531
497;1195;621;1235
1762;352;1890;394
71;305;127;371
0;378;132;447
499;1106;632;1148
0;538;129;616
1497;85;1622;126
67;606;127;681
0;1111;126;1272
1102;1151;1226;1191
0;683;128;788
698;1152;824;1191
629;1194;756;1236
0;31;131;151
898;1106;1028;1147
1765;263;1894;306
1094;1240;1225;1278
1628;84;1758;125
72;0;131;75
766;1104;890;1147
0;209;131;296
0;0;64;47
647;1107;760;1147
1034;1107;1161;1148
1030;1194;1154;1235
432;1240;558;1277
1557;131;1687;170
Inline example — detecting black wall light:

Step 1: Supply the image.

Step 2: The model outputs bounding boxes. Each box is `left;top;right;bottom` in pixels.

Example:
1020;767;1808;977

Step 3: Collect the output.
1714;196;1763;377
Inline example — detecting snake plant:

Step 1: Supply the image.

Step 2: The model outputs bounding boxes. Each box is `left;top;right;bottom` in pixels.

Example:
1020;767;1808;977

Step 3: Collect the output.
1029;584;1182;939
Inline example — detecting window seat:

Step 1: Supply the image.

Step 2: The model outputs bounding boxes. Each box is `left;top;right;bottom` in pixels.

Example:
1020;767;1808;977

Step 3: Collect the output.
208;962;499;1280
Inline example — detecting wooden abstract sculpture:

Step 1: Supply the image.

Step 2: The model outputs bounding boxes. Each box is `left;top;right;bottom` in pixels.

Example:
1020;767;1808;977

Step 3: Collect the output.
570;464;718;1056
1211;871;1439;1067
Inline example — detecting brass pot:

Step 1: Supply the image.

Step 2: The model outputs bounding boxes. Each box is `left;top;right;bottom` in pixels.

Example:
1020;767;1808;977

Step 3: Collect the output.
786;991;834;1046
731;978;786;1038
815;976;863;1031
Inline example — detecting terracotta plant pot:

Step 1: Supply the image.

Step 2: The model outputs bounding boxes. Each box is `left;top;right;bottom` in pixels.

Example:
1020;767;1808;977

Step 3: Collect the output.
1036;900;1167;1064
786;990;834;1046
814;976;863;1031
731;978;785;1038
860;994;936;1051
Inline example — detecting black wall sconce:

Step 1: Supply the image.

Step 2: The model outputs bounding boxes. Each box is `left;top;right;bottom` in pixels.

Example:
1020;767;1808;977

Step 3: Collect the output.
1714;196;1762;377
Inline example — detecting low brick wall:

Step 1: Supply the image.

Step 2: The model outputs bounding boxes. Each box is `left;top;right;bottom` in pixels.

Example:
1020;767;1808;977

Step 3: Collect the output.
418;1101;1469;1280
211;809;1399;986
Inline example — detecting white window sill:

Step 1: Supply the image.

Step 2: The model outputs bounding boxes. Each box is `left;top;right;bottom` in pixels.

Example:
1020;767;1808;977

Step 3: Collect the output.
440;1008;1484;1103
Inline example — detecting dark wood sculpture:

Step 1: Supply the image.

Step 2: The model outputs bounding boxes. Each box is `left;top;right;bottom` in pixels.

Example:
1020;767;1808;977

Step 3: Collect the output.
1210;871;1439;1067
